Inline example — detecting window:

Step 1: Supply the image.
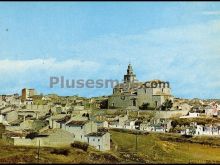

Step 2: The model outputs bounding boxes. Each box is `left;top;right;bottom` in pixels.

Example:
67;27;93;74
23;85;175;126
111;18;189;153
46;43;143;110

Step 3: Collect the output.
155;101;158;107
133;100;136;106
98;139;100;142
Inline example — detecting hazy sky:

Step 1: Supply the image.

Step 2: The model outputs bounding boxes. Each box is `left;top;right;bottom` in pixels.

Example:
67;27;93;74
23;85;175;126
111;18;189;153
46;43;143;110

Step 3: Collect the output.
0;2;220;99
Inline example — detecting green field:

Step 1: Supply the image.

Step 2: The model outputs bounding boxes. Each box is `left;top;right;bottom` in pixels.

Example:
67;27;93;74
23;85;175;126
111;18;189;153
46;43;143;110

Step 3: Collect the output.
110;130;220;163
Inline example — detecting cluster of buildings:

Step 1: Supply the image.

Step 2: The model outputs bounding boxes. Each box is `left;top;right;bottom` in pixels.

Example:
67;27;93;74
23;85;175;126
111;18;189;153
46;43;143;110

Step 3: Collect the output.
181;122;220;136
0;89;111;151
96;113;172;133
180;101;220;118
1;64;220;153
1;108;110;151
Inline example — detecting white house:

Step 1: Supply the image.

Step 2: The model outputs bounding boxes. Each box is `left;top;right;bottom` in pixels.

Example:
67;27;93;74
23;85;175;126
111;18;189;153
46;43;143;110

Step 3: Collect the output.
180;112;200;118
108;120;123;129
24;98;33;105
181;122;220;136
123;119;137;130
85;131;110;151
195;124;220;136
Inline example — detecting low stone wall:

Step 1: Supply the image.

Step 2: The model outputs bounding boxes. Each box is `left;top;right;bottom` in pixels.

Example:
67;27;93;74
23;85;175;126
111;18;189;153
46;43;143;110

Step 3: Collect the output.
14;138;37;146
13;137;74;147
139;109;190;118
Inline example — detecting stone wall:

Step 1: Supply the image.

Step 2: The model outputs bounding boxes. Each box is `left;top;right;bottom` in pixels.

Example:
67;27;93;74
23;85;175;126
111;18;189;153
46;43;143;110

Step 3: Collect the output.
108;95;136;108
139;109;190;119
13;129;75;147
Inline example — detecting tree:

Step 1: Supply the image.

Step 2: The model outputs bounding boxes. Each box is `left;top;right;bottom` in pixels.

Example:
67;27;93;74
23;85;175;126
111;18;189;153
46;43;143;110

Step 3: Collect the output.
161;99;173;111
100;99;108;109
139;103;150;110
189;126;196;135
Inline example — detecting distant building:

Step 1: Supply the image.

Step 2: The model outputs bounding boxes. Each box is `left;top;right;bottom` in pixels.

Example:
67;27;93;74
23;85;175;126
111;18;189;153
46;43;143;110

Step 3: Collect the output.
181;122;220;136
108;115;128;129
21;88;37;101
195;124;220;136
204;102;220;117
108;64;173;109
24;98;33;105
180;112;200;118
123;119;137;130
0;94;21;106
140;118;172;132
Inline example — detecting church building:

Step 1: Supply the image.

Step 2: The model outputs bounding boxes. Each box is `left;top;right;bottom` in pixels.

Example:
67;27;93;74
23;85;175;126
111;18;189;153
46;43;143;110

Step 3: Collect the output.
108;64;173;110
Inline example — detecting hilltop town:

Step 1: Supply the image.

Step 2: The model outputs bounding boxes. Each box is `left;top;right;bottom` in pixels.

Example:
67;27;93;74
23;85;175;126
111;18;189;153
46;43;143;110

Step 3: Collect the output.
0;64;220;163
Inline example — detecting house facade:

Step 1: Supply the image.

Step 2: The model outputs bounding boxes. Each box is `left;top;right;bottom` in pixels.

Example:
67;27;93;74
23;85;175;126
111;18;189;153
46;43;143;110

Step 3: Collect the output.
85;132;110;151
64;120;97;142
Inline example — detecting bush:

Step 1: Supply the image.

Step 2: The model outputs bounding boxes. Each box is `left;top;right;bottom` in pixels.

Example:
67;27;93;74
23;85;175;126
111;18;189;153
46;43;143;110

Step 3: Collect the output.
0;124;5;138
139;103;150;110
181;134;193;138
26;132;39;139
50;149;70;156
102;153;119;162
71;141;89;151
25;132;48;139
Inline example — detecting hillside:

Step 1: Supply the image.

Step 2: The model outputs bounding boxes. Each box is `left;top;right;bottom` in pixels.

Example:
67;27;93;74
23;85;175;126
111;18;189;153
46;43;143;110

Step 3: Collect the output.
1;130;220;163
110;130;220;163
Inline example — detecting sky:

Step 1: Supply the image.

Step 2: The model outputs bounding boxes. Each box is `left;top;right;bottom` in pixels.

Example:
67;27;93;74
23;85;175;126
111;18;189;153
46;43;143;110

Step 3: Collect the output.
0;2;220;99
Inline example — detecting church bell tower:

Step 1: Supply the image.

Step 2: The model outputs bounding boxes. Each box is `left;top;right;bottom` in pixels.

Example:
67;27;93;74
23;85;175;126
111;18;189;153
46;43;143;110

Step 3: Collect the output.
124;64;137;83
